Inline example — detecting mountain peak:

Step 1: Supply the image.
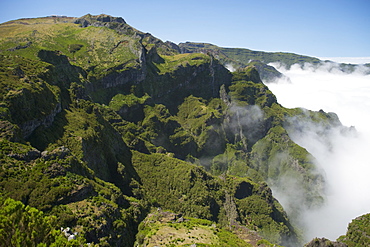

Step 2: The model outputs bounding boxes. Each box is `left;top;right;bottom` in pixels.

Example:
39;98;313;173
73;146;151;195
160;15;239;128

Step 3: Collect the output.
74;14;126;27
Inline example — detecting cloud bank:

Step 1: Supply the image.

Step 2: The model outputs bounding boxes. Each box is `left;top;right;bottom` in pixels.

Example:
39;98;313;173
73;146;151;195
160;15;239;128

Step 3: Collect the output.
319;57;370;64
266;61;370;241
225;63;236;72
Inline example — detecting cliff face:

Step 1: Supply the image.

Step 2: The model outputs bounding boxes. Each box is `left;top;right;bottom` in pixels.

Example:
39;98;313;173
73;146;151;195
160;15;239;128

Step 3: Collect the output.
0;14;351;247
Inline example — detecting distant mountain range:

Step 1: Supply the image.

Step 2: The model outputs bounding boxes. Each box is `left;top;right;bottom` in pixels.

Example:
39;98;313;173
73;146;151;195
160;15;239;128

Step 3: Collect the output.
173;42;370;82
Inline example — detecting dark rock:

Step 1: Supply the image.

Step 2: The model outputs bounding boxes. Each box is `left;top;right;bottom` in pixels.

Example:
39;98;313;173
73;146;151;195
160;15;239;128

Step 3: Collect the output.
43;162;67;178
67;183;95;202
0;120;22;142
246;60;287;83
8;148;41;161
7;42;32;52
41;146;70;160
305;238;347;247
176;216;185;223
19;101;62;139
172;213;183;221
165;41;181;53
96;14;125;24
235;181;253;199
74;14;126;28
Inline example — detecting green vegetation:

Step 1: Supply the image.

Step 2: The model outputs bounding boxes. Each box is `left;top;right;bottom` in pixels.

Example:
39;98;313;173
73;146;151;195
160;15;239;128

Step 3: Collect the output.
229;75;276;107
338;213;370;246
179;42;321;68
0;196;87;246
132;151;222;220
109;93;150;110
0;14;357;247
178;42;323;82
136;209;255;247
154;53;210;74
0;19;139;77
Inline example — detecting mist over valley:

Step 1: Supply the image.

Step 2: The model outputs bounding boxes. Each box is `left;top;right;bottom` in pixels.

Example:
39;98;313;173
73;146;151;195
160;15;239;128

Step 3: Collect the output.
267;61;370;241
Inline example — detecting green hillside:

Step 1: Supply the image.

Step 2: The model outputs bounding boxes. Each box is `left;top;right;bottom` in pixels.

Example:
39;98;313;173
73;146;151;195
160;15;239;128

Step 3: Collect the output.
177;42;321;82
178;42;321;67
0;14;364;247
177;42;369;82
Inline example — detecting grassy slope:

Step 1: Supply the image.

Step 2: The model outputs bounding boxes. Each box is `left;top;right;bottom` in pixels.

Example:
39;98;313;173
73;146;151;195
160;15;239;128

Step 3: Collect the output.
136;210;261;247
178;42;321;67
0;18;140;73
178;42;322;83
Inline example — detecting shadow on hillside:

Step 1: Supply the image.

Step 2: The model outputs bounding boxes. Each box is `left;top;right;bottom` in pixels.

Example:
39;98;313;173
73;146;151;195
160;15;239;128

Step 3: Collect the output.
27;109;67;151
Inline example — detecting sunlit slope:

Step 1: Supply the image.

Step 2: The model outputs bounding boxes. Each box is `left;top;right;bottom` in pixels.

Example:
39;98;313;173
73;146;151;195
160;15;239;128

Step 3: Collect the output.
0;16;141;79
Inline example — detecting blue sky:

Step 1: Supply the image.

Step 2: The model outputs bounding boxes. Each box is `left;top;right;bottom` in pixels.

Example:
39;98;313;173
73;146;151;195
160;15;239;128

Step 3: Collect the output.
1;0;369;58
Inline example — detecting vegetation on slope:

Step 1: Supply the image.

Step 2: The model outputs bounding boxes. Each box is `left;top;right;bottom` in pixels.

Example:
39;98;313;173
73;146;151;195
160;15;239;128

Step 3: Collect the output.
178;42;370;81
338;213;370;246
0;196;87;246
0;14;357;247
178;42;321;82
179;42;321;68
135;209;264;247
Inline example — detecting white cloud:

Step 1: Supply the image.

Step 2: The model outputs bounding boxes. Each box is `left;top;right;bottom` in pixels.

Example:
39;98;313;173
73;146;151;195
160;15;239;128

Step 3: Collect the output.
266;61;370;241
319;57;370;64
225;63;236;72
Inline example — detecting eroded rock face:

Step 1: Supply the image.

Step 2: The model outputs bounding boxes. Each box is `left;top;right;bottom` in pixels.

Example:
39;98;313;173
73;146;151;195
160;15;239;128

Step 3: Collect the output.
43;162;67;178
74;14;126;28
20;102;61;138
0;120;22;142
7;149;41;161
41;146;70;161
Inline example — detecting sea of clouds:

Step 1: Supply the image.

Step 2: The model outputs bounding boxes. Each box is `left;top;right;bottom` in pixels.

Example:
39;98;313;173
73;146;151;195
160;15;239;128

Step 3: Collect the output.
266;59;370;242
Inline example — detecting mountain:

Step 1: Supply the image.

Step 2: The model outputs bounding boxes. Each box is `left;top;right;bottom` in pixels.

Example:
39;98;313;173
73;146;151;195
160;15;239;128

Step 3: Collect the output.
175;42;370;82
175;42;321;82
0;14;366;246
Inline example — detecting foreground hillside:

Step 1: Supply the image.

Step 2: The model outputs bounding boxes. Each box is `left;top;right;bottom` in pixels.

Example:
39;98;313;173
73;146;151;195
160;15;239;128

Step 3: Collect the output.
0;14;367;246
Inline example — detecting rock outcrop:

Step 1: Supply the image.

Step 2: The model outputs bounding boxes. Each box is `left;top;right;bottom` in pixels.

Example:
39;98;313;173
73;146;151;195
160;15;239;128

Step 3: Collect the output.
74;14;126;27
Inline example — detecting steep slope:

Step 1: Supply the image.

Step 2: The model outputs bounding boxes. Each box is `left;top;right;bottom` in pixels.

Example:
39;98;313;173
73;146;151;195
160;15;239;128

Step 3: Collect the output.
0;14;355;247
338;213;370;246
